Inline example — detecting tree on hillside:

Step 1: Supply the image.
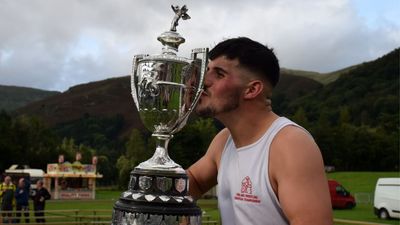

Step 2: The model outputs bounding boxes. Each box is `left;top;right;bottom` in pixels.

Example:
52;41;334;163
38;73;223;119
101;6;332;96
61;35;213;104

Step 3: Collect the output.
291;107;309;128
116;129;150;188
57;137;76;161
115;118;218;188
170;118;217;169
54;114;126;185
0;113;60;171
0;110;13;171
286;49;399;171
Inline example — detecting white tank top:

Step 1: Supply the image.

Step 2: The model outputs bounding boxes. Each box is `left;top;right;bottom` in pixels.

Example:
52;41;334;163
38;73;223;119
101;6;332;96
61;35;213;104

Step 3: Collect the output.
217;117;300;225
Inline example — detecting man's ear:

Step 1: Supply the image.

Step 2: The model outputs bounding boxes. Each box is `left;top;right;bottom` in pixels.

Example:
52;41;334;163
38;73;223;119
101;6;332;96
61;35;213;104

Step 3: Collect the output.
243;80;263;99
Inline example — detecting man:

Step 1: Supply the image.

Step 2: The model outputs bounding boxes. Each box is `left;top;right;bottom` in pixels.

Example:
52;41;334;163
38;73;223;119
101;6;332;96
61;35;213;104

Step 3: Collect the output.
32;180;51;223
187;37;333;224
15;178;30;223
0;176;16;223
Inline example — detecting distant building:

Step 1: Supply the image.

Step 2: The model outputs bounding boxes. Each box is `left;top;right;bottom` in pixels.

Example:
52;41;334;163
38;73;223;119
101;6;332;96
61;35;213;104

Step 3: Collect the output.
43;154;103;200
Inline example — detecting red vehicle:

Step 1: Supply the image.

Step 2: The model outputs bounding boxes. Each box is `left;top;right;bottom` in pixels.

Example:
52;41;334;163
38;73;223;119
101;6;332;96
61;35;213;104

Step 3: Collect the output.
328;180;356;209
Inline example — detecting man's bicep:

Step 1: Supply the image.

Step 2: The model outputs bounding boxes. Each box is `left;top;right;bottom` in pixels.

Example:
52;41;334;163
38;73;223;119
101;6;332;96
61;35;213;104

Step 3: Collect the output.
272;127;333;225
187;128;228;199
187;155;218;199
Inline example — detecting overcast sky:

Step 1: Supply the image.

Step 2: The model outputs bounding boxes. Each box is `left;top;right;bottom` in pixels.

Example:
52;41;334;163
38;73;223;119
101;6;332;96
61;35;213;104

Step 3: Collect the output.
0;0;399;91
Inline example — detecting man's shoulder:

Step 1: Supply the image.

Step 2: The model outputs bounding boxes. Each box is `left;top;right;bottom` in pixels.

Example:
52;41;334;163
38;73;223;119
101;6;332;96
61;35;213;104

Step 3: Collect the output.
210;128;230;153
270;122;319;162
201;128;230;168
273;121;313;143
215;128;230;141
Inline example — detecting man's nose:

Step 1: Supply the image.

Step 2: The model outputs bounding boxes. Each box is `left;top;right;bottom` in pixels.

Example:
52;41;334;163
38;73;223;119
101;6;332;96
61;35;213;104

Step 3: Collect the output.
203;70;212;88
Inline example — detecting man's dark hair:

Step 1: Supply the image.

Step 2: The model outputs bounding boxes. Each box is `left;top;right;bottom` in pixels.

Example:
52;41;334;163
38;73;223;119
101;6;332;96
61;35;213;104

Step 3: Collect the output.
209;37;280;87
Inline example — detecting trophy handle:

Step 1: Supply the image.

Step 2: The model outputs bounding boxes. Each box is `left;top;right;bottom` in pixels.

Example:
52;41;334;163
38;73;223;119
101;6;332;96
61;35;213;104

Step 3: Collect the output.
189;48;209;111
171;48;208;134
131;54;148;109
170;48;208;134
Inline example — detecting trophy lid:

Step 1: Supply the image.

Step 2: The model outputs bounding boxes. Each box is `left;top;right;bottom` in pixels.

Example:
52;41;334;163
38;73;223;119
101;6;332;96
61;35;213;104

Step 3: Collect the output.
157;5;190;54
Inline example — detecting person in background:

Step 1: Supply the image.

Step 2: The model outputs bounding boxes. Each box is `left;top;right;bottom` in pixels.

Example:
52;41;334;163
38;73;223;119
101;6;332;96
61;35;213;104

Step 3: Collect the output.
32;180;51;223
0;176;16;223
15;178;30;223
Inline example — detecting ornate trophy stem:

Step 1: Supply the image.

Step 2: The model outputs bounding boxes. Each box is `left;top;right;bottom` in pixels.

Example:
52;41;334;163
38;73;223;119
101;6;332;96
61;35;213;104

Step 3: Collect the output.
137;135;183;172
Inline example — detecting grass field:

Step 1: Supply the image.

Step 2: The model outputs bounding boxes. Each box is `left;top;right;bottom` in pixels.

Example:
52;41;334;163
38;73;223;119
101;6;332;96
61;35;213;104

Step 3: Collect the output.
327;171;400;225
38;171;399;224
327;171;400;193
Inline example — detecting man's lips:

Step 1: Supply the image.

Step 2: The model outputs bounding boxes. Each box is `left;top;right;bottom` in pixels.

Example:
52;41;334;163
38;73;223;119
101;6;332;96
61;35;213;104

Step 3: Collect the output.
198;91;208;104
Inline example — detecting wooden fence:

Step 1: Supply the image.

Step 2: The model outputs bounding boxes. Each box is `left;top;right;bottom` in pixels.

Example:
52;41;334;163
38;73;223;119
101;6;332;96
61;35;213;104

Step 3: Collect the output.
0;210;390;225
0;209;218;225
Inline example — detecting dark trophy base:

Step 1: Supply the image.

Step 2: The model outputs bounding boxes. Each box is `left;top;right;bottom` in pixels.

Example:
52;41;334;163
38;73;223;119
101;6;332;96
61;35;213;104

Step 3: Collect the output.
112;168;202;225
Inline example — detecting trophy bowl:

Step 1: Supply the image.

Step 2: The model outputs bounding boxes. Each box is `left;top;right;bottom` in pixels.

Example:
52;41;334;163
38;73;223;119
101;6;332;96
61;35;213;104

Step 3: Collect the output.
131;48;207;173
112;5;208;225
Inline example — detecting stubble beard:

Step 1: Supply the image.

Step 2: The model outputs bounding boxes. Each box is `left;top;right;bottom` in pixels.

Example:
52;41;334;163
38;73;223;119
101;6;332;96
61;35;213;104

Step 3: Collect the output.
196;90;241;118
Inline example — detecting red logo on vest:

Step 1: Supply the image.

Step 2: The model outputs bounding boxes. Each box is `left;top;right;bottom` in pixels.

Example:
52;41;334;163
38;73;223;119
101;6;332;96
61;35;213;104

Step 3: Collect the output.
241;176;252;194
234;176;261;203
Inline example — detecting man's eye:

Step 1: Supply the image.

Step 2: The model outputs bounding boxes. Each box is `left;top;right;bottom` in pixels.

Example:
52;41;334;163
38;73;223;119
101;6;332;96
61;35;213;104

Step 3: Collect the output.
216;72;224;78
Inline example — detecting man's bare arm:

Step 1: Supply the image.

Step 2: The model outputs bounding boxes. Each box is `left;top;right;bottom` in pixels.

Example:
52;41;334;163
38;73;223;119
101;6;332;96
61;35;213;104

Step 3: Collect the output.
186;128;229;199
270;126;333;225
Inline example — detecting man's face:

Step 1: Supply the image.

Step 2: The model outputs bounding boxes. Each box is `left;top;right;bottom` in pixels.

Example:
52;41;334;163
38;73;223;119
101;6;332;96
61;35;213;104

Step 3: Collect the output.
18;178;25;187
4;176;11;185
195;56;248;119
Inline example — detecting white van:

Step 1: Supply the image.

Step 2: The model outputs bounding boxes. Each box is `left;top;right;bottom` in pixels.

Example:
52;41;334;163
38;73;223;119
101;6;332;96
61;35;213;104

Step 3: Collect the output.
374;178;400;219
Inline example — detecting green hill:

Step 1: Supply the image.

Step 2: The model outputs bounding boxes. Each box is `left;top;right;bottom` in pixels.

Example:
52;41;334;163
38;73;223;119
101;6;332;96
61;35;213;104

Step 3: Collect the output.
15;76;144;138
273;72;323;114
281;65;358;85
15;73;322;139
286;48;399;171
290;48;399;128
0;85;60;111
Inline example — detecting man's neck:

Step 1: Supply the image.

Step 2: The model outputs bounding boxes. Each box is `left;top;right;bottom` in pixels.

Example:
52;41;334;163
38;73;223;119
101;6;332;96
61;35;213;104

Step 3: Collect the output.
218;106;278;148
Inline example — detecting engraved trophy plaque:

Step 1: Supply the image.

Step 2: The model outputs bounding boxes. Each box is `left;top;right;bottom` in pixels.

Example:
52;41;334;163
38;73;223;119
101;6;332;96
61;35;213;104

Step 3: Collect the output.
112;5;208;225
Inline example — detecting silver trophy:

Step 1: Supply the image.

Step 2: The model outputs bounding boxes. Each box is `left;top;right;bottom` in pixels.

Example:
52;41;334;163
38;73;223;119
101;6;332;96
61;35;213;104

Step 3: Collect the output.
112;5;208;225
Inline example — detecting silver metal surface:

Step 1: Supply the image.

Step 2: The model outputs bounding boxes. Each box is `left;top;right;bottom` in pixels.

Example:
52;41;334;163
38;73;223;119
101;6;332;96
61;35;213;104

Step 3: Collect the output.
113;5;205;225
157;5;190;54
131;37;208;172
138;176;152;191
170;5;190;32
157;177;173;193
113;211;201;225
